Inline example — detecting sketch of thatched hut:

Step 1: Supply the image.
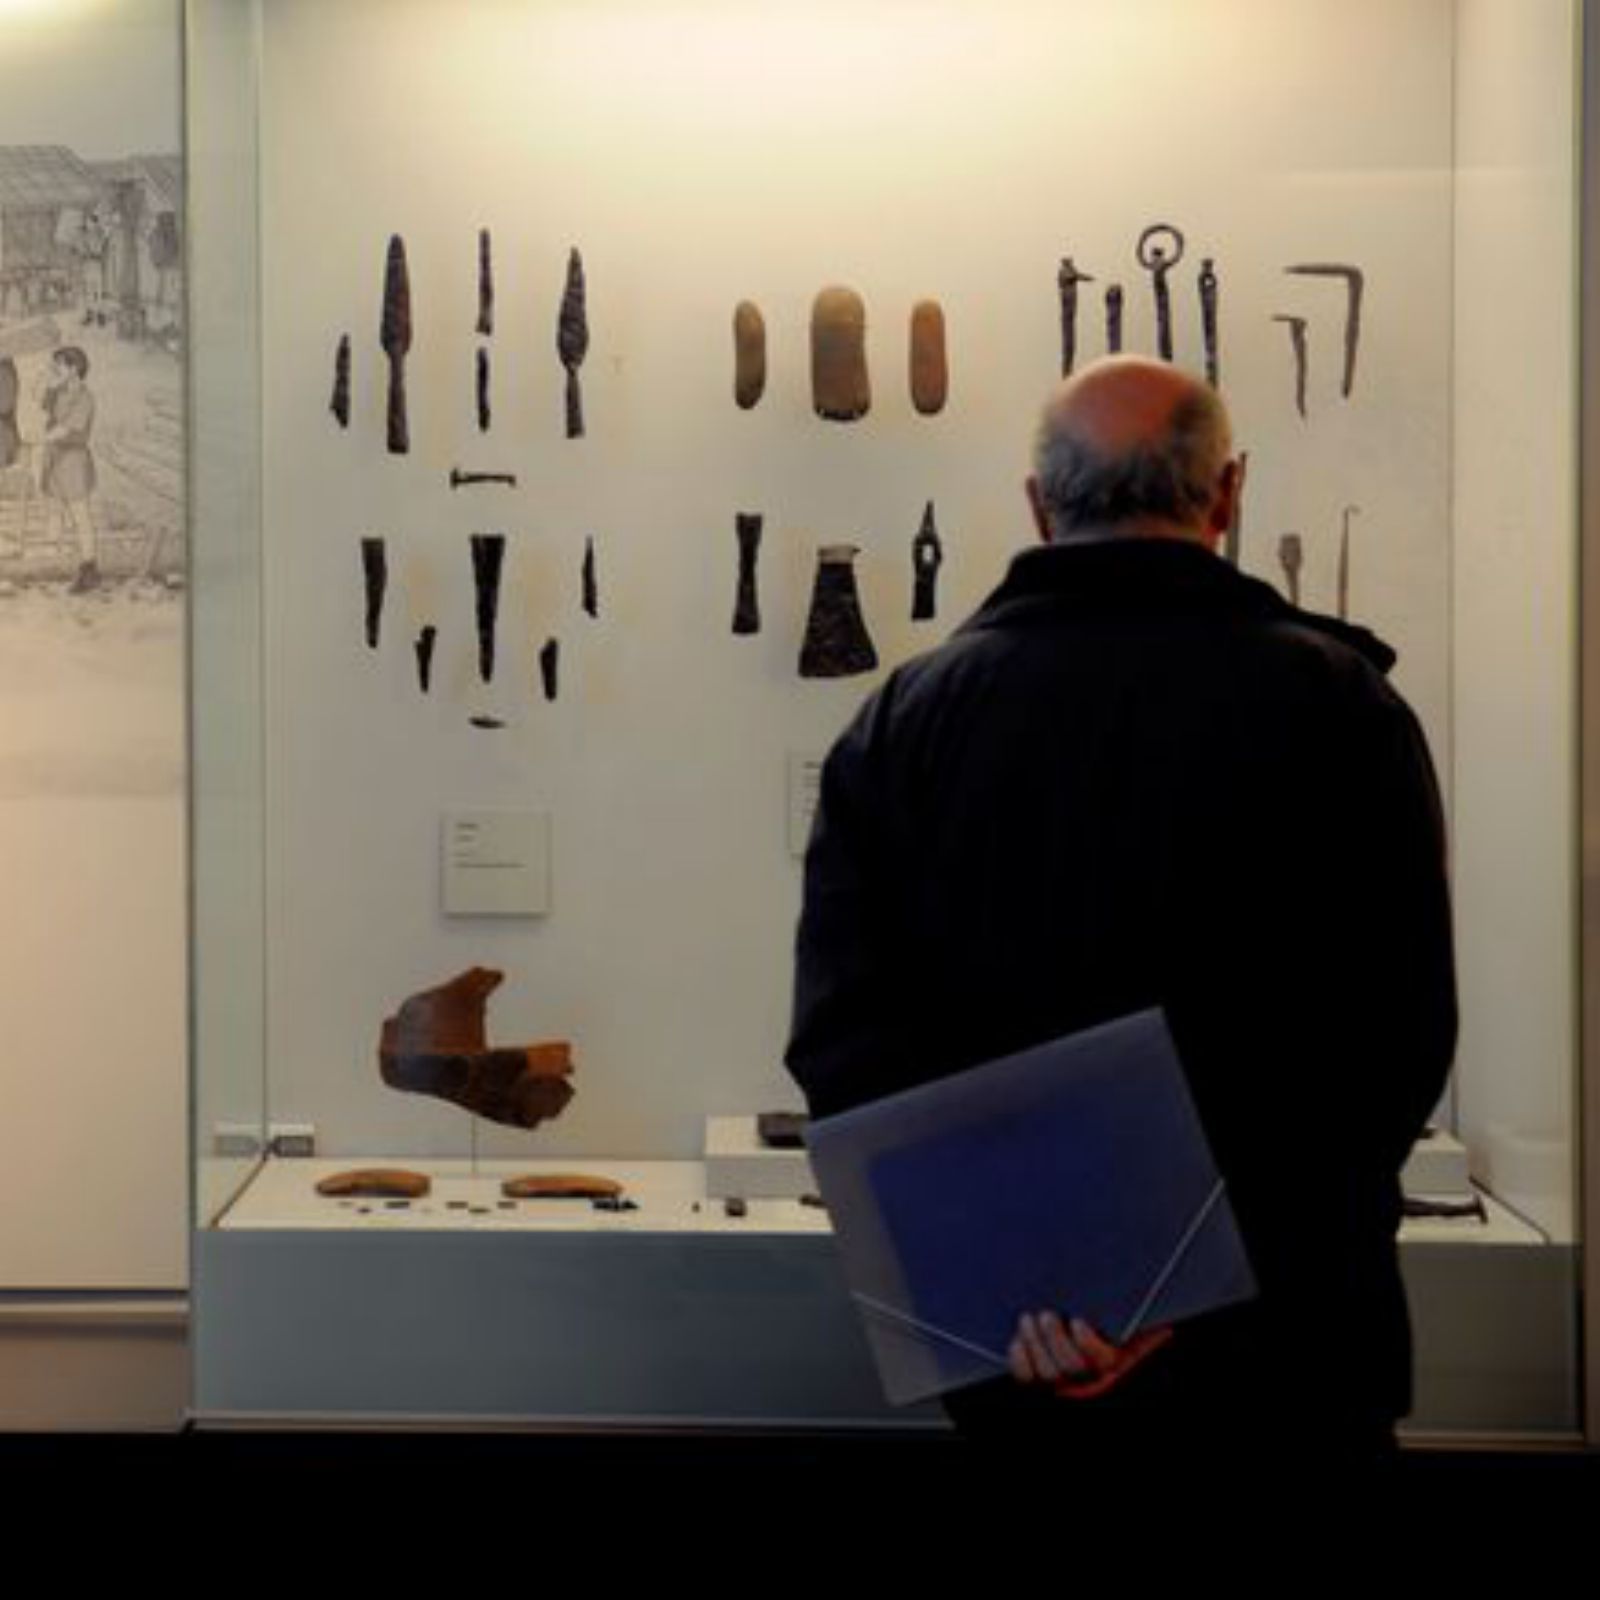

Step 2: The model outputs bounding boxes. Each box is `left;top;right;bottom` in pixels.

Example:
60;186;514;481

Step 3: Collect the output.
88;153;182;346
0;145;102;320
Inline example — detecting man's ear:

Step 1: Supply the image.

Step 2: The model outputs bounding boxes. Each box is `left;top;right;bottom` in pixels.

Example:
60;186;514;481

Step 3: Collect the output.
1025;476;1052;545
1204;458;1241;550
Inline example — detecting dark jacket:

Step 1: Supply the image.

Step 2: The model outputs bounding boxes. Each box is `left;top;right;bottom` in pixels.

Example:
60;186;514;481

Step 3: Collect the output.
785;534;1457;1432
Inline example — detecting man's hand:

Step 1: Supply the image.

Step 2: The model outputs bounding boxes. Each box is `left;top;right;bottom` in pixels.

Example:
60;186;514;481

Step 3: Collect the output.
1008;1311;1174;1401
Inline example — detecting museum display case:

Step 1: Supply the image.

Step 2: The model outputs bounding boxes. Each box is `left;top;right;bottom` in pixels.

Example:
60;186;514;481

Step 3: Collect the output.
188;0;1588;1435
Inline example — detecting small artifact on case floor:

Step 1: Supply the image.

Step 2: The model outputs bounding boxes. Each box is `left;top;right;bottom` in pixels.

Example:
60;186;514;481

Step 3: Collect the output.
1198;258;1220;387
593;1196;639;1213
1278;533;1303;605
1057;257;1095;377
501;1173;624;1200
380;235;412;454
1402;1194;1487;1223
1286;263;1364;398
724;1197;748;1219
476;346;491;432
450;467;518;489
360;538;387;649
316;1168;433;1200
799;544;878;678
1105;284;1124;354
539;637;559;702
911;501;943;622
470;715;506;730
330;333;351;428
414;624;437;693
1136;223;1185;362
379;966;575;1129
909;300;947;416
811;286;871;421
801;1193;827;1210
477;227;494;337
558;247;589;439
757;1110;808;1149
582;538;599;618
470;533;505;683
733;300;766;410
732;512;762;636
1273;314;1309;418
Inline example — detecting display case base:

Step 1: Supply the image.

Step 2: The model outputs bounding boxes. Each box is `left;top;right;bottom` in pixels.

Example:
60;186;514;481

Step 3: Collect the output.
196;1161;1575;1434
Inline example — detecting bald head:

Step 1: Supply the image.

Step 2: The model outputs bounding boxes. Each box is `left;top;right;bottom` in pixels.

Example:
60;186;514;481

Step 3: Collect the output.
1029;356;1235;544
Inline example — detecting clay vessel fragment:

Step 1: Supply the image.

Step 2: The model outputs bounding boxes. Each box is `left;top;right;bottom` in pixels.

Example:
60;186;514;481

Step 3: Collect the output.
733;301;766;410
316;1168;432;1199
501;1174;624;1200
799;544;878;678
909;300;947;415
379;966;575;1130
811;287;870;422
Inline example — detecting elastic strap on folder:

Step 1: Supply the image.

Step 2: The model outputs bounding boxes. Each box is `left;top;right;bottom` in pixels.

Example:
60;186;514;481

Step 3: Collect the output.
853;1291;1010;1367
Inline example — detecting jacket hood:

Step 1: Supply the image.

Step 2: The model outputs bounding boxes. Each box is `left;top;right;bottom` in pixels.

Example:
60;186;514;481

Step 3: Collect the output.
959;537;1398;675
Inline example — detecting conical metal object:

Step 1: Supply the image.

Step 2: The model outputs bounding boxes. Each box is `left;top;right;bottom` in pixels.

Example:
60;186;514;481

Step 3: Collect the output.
799;544;877;679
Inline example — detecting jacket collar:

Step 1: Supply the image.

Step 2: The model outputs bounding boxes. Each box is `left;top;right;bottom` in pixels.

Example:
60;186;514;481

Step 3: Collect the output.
959;534;1398;674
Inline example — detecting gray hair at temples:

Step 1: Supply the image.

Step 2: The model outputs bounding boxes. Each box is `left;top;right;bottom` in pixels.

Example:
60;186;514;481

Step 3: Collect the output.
1032;380;1232;540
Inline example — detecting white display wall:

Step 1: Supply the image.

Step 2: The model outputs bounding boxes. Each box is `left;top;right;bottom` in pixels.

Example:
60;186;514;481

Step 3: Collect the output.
248;0;1463;1160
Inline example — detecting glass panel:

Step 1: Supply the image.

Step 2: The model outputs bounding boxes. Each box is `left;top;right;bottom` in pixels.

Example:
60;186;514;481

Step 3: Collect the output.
188;0;1583;1436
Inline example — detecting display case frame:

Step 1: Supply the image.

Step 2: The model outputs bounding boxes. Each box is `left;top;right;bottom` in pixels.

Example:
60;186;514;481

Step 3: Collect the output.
186;0;1593;1442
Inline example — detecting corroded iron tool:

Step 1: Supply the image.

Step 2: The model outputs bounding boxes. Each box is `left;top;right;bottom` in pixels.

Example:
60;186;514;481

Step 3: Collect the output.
558;247;589;438
380;235;411;454
1137;224;1186;362
470;533;505;683
360;538;387;649
1278;533;1303;605
911;501;943;622
1287;263;1364;398
1199;259;1220;387
1273;314;1309;418
1057;257;1095;377
330;333;351;428
1105;284;1124;355
733;512;762;636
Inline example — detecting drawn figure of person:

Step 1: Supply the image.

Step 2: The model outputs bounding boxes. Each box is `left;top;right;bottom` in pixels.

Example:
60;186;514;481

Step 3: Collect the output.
0;356;19;472
37;346;102;593
76;210;111;327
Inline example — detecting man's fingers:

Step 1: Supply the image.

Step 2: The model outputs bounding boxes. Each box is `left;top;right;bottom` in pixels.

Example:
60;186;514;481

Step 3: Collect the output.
1007;1333;1035;1384
1008;1312;1176;1392
1051;1322;1176;1401
1069;1318;1127;1371
1040;1311;1089;1376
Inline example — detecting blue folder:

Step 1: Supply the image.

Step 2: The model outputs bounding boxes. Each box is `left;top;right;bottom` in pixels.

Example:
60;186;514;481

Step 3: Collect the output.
805;1009;1258;1405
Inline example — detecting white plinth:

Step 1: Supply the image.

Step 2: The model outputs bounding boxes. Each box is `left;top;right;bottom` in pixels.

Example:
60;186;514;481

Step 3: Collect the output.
703;1116;817;1200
